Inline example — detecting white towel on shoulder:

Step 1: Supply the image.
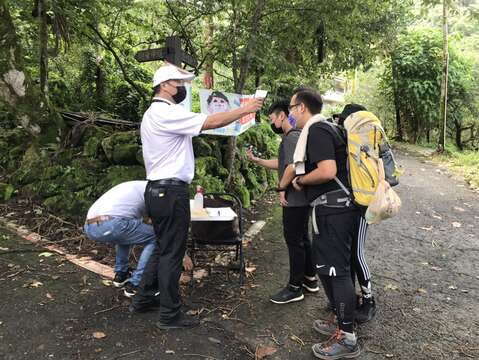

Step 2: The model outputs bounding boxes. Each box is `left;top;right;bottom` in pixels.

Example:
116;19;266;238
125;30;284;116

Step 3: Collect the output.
293;114;326;175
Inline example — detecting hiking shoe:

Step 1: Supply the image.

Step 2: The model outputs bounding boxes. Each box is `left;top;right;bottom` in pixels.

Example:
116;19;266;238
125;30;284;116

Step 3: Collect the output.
123;282;138;298
355;297;377;324
128;296;161;313
303;277;320;293
113;272;129;288
156;312;200;329
313;316;338;336
270;285;304;304
312;330;360;359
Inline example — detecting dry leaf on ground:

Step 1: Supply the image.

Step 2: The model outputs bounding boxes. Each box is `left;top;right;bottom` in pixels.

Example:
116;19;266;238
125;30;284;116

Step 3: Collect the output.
24;281;43;288
38;252;54;257
384;284;398;291
92;331;106;339
419;226;433;231
255;345;277;359
193;269;208;280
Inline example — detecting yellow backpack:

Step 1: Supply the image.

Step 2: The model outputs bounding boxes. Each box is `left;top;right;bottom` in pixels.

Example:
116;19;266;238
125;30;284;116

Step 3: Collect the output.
321;111;397;207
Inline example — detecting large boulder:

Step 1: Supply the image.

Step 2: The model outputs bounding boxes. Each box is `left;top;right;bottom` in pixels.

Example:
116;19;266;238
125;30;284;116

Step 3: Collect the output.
101;130;140;165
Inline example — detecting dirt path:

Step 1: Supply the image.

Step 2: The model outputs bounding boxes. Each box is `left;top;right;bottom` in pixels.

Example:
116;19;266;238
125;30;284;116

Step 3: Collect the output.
222;150;479;359
0;150;478;360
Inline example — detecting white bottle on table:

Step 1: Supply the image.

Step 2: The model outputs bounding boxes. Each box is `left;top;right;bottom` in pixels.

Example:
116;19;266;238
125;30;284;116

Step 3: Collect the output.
193;185;204;209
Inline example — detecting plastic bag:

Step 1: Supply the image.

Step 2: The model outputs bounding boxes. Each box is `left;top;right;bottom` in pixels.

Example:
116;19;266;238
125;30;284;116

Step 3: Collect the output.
365;159;402;224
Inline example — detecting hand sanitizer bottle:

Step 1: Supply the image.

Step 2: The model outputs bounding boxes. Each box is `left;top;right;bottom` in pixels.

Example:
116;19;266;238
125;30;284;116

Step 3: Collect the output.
194;185;204;209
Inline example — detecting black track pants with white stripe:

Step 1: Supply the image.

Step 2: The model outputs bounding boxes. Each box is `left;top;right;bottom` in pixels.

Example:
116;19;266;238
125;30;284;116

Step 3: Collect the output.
351;215;372;298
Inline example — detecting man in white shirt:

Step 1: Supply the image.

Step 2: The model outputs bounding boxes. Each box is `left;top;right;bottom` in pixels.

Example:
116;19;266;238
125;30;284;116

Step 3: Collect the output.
84;181;156;298
130;63;264;329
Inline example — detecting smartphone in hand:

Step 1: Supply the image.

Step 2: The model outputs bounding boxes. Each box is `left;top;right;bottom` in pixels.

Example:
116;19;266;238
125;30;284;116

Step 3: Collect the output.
254;89;268;99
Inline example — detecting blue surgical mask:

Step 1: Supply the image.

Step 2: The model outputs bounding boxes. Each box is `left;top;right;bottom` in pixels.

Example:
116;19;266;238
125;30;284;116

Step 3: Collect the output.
288;114;297;128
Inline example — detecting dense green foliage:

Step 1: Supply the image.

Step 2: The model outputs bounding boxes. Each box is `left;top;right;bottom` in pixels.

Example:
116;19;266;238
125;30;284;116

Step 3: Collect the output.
3;0;474;218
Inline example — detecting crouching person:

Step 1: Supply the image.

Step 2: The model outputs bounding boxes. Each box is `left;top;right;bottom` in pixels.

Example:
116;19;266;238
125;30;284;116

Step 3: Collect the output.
84;180;156;298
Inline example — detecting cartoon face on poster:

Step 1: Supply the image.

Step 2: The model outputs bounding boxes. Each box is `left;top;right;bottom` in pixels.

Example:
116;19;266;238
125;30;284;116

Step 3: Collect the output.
199;89;256;136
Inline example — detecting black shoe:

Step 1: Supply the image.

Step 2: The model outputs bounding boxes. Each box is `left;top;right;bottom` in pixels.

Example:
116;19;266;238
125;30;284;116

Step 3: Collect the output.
123;282;138;298
270;285;304;304
128;297;161;314
355;297;377;324
156;312;200;329
113;272;129;288
303;277;320;293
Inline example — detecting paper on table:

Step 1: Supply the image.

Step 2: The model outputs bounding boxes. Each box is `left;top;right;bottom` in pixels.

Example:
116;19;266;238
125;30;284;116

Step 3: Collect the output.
191;208;209;218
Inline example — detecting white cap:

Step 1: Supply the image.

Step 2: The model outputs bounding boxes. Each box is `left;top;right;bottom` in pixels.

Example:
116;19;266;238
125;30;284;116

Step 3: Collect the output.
152;64;195;88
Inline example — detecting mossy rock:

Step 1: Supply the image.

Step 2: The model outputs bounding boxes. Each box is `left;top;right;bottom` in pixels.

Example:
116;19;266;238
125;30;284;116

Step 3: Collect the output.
112;143;139;165
136;149;144;165
43;187;95;222
101;130;140;165
190;175;225;197
193;136;213;157
11;145;49;185
53;148;74;166
0;182;15;200
235;184;251;208
97;165;146;193
79;125;109;146
195;156;224;178
83;137;101;158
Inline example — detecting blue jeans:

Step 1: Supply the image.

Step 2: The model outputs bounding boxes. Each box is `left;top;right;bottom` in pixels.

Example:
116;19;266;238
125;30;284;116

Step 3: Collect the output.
83;218;156;286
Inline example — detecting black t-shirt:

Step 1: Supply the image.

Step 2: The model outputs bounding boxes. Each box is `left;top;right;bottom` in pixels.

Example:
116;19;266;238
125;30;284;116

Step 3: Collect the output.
304;122;353;214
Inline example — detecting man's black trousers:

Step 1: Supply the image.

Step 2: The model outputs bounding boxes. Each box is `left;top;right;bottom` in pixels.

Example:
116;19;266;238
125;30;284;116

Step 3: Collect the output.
133;181;189;323
282;206;316;287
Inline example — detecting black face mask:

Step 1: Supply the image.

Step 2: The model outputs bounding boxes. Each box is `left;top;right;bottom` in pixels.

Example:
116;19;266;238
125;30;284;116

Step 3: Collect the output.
172;85;187;103
270;122;284;134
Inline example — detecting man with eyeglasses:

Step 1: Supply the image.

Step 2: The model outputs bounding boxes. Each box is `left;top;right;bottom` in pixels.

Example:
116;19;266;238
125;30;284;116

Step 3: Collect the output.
130;63;264;329
288;88;361;359
247;99;318;305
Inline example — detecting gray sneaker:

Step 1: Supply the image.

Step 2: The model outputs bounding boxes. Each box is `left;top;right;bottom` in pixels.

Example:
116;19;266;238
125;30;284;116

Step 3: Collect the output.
313;317;338;336
312;330;360;359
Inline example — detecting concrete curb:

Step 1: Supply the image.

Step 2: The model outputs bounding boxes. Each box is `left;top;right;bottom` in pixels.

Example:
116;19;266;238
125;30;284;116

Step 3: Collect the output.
0;218;114;279
0;217;268;282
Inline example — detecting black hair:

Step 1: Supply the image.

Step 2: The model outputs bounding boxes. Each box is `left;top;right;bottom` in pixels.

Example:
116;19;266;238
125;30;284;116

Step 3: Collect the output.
338;103;367;126
207;91;230;104
268;99;289;116
292;87;323;115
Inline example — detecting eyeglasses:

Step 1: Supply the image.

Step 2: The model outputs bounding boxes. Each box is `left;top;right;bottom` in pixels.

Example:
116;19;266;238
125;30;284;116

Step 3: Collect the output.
288;103;301;110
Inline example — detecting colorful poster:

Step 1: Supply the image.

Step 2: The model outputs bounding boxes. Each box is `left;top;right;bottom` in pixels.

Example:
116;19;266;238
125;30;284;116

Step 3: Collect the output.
199;89;256;136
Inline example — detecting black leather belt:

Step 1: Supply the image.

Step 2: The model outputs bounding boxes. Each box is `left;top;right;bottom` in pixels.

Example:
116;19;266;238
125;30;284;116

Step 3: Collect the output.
151;178;187;186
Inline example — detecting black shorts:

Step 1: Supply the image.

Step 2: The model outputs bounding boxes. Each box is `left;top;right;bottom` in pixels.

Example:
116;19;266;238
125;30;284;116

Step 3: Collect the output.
312;208;361;277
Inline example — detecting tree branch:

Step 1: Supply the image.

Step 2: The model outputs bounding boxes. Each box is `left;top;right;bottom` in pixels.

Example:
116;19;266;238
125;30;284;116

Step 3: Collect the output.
86;23;147;101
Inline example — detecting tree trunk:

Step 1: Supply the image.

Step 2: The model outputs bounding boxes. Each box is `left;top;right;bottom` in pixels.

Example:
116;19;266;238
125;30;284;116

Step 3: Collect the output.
225;0;266;189
395;105;403;141
391;60;403;141
203;18;214;90
38;0;48;96
454;119;463;150
0;0;61;142
437;0;449;152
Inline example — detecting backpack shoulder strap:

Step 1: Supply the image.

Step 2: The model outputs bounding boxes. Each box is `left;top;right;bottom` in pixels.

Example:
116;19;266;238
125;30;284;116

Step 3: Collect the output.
316;121;347;146
314;121;351;196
